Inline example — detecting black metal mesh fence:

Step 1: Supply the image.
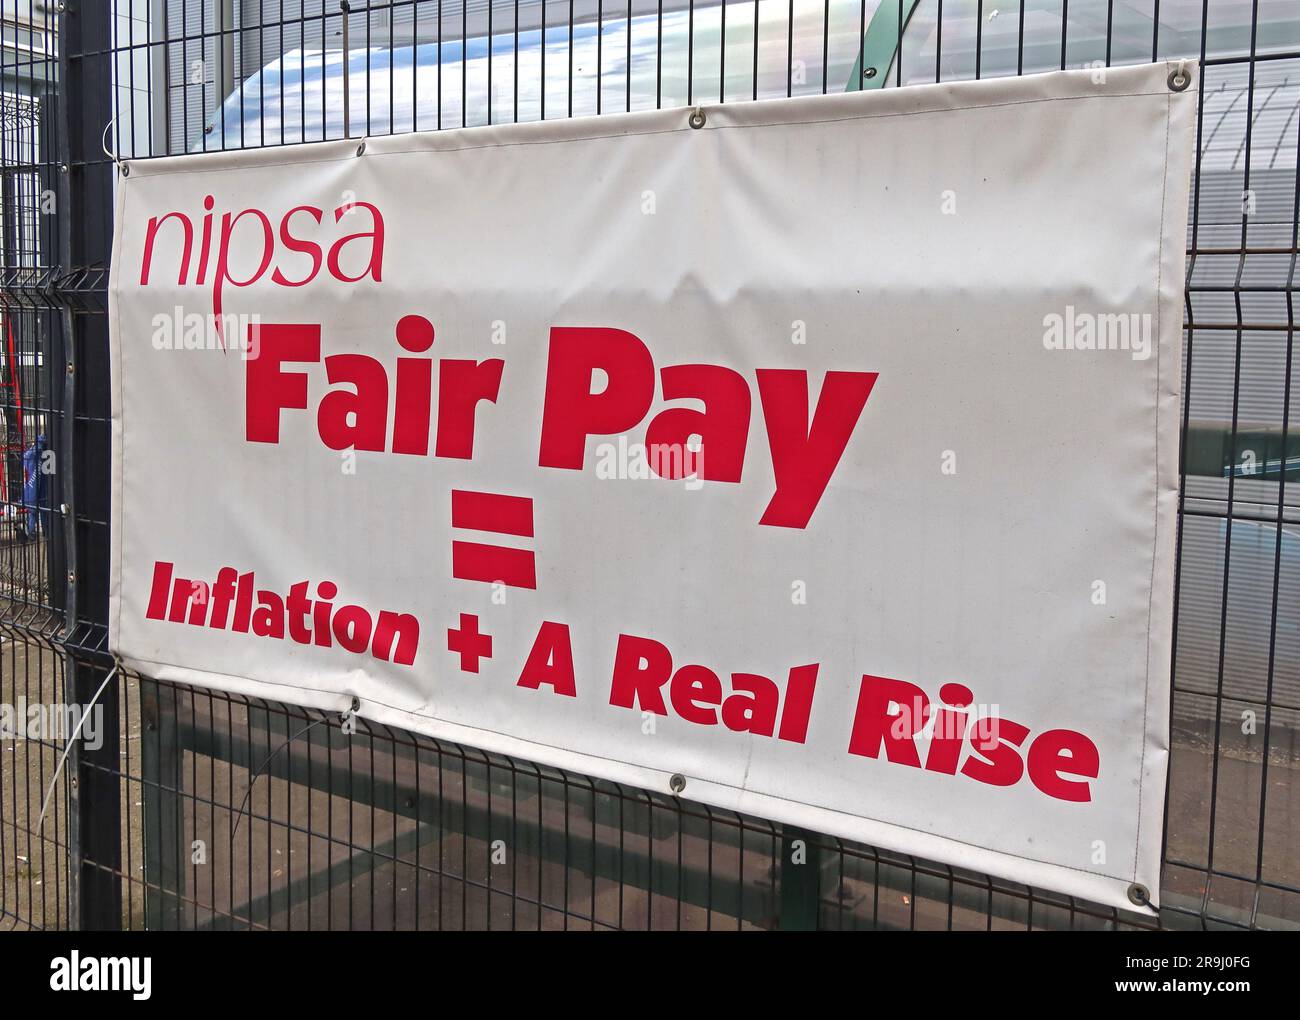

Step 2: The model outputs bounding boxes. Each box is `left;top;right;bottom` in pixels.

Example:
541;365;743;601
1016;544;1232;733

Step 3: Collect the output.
1;0;1298;930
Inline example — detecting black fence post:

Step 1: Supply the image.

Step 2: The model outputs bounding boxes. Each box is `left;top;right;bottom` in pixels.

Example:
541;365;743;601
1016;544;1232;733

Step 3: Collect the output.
779;825;822;930
56;0;120;931
141;679;185;929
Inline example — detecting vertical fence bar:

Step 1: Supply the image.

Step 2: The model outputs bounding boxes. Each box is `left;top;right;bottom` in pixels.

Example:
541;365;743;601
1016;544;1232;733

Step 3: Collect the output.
342;1;352;138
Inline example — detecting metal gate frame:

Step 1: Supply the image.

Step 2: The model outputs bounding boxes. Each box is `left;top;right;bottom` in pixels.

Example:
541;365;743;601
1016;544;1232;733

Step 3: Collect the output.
2;0;1298;931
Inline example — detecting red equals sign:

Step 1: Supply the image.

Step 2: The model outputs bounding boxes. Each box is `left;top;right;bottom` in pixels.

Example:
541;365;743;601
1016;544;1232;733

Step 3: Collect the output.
451;489;537;589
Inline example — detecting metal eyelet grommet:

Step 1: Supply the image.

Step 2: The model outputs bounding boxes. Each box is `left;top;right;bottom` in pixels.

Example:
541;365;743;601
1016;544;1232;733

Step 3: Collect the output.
120;162;130;177
1167;69;1190;92
356;140;367;156
688;109;706;130
863;66;878;79
669;773;686;794
1126;883;1150;907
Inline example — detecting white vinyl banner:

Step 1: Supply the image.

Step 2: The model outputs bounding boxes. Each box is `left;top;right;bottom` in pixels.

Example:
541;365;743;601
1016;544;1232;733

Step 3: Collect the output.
110;63;1196;912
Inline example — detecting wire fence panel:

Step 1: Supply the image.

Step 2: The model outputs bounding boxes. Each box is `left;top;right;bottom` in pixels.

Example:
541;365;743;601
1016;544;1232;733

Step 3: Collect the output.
0;0;1297;930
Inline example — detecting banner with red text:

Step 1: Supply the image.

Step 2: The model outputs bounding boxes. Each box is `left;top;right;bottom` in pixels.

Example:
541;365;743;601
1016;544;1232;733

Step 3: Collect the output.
110;63;1196;912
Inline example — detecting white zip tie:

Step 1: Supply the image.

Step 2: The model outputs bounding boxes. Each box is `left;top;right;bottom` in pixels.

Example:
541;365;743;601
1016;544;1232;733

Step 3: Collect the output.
101;119;118;164
230;695;360;841
35;661;119;833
